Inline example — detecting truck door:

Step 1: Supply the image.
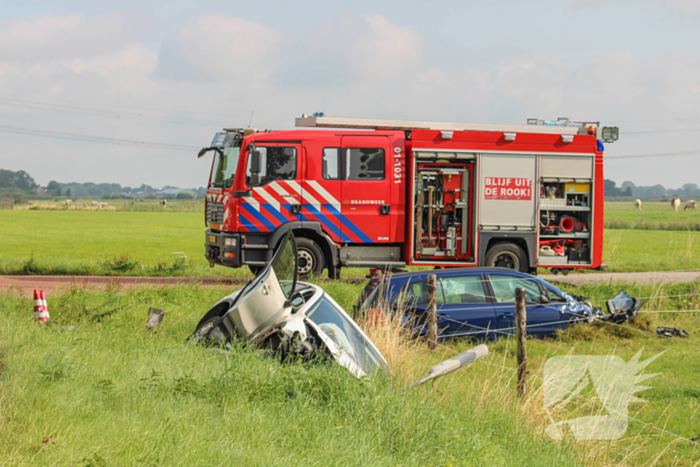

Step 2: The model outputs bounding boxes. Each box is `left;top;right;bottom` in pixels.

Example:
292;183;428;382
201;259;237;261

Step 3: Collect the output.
298;146;349;243
340;135;392;243
242;144;302;232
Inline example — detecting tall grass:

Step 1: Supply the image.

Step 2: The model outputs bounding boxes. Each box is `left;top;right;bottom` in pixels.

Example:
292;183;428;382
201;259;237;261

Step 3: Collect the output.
0;285;583;466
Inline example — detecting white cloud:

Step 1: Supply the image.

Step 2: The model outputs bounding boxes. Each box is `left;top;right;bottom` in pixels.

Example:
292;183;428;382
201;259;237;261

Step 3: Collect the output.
0;11;699;189
156;15;284;84
0;13;145;62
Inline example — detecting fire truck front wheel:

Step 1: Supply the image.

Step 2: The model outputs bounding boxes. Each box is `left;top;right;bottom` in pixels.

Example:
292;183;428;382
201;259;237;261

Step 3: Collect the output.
485;243;528;273
296;238;325;278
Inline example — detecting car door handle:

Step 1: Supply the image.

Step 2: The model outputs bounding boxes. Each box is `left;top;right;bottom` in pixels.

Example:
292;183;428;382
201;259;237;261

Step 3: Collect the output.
438;313;449;317
500;312;514;318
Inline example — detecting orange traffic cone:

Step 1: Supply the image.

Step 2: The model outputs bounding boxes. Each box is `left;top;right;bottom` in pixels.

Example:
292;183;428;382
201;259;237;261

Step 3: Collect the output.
33;289;50;325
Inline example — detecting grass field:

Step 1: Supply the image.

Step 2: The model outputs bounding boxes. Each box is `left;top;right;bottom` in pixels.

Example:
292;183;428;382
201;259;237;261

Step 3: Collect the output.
4;207;700;275
606;201;700;231
1;279;700;466
0;285;583;466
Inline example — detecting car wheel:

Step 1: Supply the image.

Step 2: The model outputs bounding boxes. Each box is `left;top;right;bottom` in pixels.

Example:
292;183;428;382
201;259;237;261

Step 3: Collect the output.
296;238;325;279
485;243;528;273
190;317;228;346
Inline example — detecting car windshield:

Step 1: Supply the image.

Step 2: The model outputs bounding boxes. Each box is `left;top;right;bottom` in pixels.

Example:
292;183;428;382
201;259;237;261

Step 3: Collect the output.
210;147;240;188
306;295;386;376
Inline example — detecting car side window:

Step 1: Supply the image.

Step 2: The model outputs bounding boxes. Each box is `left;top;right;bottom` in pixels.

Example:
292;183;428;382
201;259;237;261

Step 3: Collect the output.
441;276;488;304
489;274;543;304
393;279;445;306
546;288;567;303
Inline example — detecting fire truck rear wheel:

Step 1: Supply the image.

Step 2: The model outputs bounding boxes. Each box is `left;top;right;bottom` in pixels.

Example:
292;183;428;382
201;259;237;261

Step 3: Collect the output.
485;243;528;273
296;238;325;278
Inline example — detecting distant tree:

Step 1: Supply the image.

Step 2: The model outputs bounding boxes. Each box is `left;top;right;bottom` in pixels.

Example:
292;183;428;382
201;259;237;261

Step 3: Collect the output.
47;180;61;196
175;191;194;200
12;170;37;191
65;188;71;197
604;179;623;197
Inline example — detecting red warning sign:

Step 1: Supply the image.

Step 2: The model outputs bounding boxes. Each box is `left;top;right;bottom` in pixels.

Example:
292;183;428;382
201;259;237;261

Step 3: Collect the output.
484;177;532;200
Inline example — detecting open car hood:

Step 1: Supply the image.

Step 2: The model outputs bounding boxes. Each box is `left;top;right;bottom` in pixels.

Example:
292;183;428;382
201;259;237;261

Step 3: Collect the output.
191;231;388;378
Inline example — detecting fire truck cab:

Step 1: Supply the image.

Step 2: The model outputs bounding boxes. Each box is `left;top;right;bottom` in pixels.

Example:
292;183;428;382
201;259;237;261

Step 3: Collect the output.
200;116;617;277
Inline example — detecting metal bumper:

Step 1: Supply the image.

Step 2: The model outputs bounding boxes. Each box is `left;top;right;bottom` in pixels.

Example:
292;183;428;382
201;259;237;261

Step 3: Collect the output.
205;230;241;268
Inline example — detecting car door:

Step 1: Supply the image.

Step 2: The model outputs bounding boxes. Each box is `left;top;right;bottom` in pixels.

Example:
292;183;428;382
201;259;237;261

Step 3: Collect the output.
437;273;497;338
389;276;449;335
219;230;298;342
488;273;562;336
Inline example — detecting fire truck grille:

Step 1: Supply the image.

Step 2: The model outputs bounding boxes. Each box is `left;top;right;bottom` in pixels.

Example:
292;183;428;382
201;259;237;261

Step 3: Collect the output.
206;202;224;224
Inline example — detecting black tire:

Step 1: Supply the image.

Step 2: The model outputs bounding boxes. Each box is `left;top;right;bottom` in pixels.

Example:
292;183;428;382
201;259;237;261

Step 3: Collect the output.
484;243;528;273
296;238;325;278
248;264;263;276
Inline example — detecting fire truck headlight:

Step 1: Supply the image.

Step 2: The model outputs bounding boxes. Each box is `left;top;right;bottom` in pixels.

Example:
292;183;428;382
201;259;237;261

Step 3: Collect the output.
601;127;619;142
224;238;236;247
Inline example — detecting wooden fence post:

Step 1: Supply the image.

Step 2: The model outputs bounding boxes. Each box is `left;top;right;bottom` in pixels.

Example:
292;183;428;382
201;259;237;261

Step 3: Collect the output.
515;287;527;397
426;274;438;351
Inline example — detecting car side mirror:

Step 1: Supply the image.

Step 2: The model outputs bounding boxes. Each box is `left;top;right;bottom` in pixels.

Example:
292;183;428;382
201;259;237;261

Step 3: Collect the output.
289;291;306;308
250;173;261;186
540;292;550;304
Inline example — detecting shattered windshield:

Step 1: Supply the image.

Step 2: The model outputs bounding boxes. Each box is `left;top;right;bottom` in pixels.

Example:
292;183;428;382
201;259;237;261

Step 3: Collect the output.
210;147;240;188
306;296;386;376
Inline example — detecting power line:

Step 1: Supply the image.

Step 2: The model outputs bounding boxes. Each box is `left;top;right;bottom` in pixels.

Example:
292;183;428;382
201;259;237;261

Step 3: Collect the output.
0;124;200;152
0;97;223;128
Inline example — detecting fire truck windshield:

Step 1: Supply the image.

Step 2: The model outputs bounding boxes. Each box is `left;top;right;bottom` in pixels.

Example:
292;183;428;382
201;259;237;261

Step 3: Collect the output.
210;147;240;188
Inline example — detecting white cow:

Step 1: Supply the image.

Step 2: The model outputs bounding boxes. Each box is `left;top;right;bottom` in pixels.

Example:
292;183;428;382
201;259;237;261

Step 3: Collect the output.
635;199;642;210
671;197;681;211
685;200;697;211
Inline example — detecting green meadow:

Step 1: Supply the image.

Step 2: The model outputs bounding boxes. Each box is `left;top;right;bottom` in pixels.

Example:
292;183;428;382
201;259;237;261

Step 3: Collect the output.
4;204;700;275
1;279;699;465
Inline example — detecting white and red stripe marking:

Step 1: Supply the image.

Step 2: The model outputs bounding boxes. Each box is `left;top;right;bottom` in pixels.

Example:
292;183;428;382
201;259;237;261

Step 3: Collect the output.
33;289;50;324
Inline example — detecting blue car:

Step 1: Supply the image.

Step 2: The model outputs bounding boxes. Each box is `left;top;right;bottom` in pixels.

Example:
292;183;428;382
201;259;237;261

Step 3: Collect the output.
357;268;593;339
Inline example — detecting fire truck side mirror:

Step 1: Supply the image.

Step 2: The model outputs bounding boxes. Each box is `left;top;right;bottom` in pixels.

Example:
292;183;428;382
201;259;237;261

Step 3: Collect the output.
250;149;262;174
197;147;210;158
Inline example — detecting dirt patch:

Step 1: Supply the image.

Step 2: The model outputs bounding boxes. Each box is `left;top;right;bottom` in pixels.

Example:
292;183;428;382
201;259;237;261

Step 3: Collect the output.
0;275;248;295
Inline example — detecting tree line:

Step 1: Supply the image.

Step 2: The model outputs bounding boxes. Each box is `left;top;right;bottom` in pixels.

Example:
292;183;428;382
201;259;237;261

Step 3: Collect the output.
0;168;205;200
605;179;700;198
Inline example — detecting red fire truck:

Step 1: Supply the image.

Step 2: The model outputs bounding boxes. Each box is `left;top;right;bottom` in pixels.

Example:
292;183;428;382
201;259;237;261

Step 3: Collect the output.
198;115;618;277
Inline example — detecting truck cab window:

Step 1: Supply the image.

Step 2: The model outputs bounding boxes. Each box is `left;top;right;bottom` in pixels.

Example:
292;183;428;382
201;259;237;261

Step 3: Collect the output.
246;147;297;186
346;148;385;180
210;147;240;188
322;148;340;180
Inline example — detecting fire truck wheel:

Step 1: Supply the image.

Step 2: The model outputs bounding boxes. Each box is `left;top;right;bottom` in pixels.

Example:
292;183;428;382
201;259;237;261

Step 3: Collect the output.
485;243;528;273
296;238;325;278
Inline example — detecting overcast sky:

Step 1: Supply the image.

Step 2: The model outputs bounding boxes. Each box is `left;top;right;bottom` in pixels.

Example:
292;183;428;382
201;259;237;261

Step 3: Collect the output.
0;0;698;188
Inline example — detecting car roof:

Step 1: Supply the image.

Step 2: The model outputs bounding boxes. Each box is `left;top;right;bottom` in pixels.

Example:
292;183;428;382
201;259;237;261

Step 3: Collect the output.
378;267;536;281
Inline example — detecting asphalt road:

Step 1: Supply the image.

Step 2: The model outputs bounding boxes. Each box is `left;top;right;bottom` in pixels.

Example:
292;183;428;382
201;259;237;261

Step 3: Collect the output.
2;271;700;296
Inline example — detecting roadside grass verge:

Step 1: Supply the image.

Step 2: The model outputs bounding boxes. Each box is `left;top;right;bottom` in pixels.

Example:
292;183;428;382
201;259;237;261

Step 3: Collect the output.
2;279;700;465
0;285;582;466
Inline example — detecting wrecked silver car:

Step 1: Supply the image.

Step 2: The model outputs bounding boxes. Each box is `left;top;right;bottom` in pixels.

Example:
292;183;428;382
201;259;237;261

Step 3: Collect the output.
191;231;388;378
